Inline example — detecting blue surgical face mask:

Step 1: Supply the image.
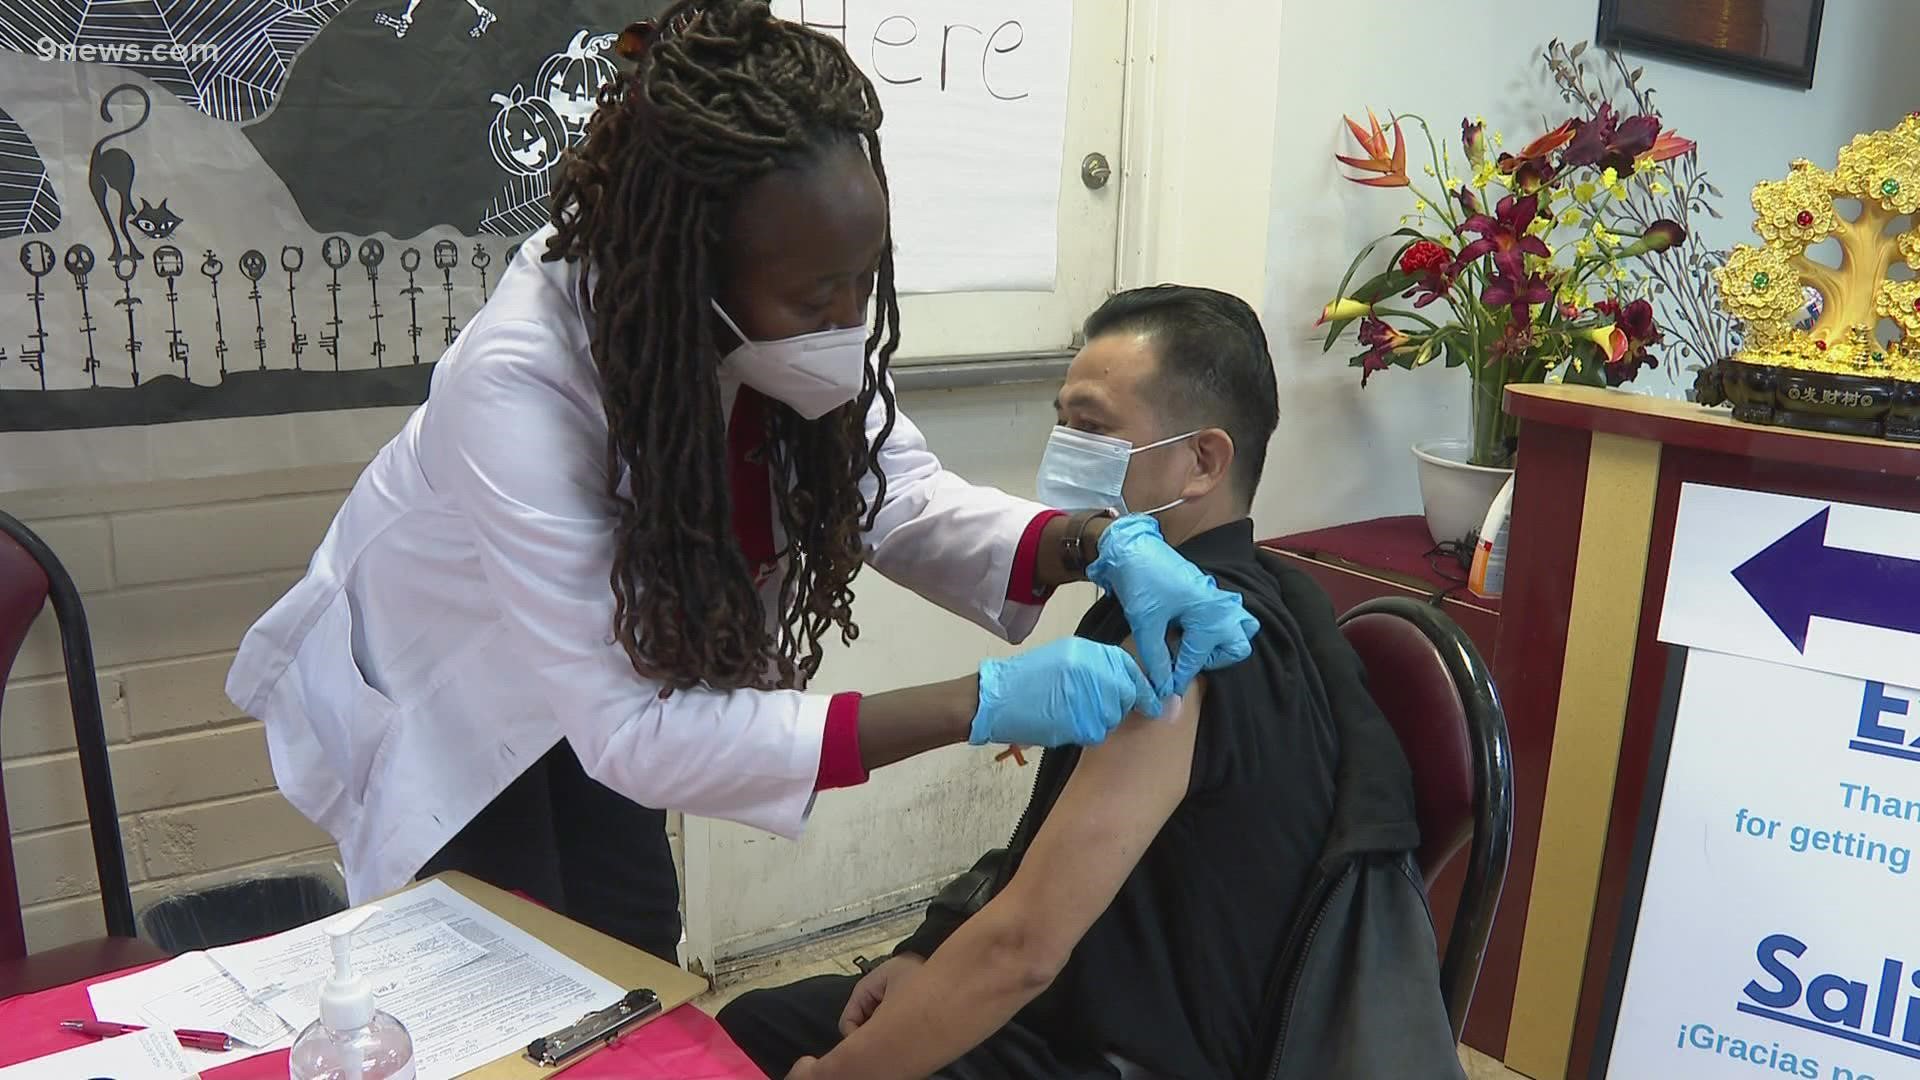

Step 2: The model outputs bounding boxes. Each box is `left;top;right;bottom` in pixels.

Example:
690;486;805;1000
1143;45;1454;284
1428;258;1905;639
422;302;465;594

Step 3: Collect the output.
1034;426;1197;515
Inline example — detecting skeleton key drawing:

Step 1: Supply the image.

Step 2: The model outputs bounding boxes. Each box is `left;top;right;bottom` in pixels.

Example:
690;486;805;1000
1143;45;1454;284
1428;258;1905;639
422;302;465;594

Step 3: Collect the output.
283;245;307;367
154;245;190;382
66;244;101;386
400;247;424;363
472;243;493;302
435;239;459;345
361;239;387;365
112;255;143;385
241;249;269;370
202;251;230;377
321;236;350;369
18;241;54;390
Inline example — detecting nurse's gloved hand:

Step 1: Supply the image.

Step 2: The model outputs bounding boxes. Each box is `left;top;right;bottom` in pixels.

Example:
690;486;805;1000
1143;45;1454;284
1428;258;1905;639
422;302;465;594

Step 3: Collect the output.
970;637;1162;748
1087;514;1261;698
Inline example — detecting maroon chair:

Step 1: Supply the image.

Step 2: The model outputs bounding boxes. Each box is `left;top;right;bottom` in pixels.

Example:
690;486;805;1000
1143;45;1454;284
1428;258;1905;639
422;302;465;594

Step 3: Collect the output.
1334;594;1513;1041
0;508;164;1000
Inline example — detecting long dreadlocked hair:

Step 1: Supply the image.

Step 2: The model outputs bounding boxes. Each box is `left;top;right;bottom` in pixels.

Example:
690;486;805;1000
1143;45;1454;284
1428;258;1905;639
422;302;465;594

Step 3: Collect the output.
544;0;902;694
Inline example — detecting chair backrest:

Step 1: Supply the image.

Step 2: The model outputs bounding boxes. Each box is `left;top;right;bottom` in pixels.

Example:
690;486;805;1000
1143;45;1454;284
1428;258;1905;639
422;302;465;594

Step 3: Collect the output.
1335;596;1513;1043
0;509;138;957
0;521;48;961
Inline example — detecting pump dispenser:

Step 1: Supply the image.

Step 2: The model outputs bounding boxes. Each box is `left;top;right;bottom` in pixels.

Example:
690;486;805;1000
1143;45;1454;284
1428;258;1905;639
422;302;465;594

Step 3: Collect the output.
288;907;416;1080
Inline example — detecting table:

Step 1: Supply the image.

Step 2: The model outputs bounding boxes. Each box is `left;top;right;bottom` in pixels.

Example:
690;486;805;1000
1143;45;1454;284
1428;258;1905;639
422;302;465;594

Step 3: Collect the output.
1261;515;1501;662
0;961;763;1079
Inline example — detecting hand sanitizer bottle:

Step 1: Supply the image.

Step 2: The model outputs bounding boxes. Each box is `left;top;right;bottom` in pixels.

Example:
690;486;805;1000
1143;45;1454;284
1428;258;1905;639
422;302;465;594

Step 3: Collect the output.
288;908;416;1080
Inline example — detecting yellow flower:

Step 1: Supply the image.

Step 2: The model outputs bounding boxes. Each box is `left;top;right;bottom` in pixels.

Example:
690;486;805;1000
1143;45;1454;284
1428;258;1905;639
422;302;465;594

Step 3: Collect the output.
1472;161;1499;189
1492;131;1504;148
1559;208;1583;226
1422;165;1436;177
1574;181;1598;203
1415;199;1429;213
1649;179;1669;195
1575;238;1595;258
1593;222;1618;247
1602;167;1626;197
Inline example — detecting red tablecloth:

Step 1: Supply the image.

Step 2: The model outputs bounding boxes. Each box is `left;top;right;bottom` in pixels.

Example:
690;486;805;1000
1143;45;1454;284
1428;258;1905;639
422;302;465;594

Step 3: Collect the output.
0;962;763;1079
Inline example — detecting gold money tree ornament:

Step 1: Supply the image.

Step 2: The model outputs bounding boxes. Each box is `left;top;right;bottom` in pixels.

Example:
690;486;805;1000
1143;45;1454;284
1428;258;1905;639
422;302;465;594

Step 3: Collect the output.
1714;113;1920;441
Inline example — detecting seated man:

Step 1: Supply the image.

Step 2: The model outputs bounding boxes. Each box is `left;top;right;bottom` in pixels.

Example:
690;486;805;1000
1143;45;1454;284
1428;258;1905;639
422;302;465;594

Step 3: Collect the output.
718;286;1459;1080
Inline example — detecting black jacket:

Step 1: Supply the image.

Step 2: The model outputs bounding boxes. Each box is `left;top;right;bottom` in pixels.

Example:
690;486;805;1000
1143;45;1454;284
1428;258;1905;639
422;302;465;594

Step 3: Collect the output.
1248;554;1464;1079
898;541;1462;1078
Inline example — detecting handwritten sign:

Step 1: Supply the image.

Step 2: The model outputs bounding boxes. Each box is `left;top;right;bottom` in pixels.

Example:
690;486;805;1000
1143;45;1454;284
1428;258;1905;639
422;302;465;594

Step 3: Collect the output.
771;1;1074;294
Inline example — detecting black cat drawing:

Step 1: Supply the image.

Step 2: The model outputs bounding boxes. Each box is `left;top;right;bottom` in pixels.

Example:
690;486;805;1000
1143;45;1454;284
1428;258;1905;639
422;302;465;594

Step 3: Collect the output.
89;83;183;266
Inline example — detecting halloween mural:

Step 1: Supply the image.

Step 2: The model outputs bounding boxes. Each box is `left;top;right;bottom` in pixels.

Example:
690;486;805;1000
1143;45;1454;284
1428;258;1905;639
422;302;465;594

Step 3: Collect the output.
0;0;659;464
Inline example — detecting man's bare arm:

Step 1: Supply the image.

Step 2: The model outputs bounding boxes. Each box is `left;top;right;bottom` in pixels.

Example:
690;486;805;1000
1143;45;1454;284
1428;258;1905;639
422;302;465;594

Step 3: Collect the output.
802;640;1202;1080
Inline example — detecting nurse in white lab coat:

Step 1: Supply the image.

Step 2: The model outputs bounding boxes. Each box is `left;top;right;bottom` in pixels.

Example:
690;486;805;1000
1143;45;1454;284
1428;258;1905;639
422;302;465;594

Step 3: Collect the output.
227;1;1258;961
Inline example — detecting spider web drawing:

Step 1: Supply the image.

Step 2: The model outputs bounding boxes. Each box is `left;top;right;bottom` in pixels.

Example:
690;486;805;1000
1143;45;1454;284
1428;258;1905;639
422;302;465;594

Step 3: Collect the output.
479;171;552;237
0;105;61;237
0;0;354;123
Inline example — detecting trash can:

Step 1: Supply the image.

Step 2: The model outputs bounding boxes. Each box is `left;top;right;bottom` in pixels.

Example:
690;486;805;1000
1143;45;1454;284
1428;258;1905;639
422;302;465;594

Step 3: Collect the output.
140;869;348;954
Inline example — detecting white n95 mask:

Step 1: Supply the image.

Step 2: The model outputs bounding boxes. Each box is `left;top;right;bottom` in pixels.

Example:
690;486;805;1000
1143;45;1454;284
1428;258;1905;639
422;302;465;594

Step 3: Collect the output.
1035;426;1197;515
713;301;869;420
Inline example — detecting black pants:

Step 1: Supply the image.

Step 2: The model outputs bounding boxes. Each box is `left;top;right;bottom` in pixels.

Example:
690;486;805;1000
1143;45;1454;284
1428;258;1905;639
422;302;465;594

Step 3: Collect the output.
417;740;681;962
717;974;1121;1079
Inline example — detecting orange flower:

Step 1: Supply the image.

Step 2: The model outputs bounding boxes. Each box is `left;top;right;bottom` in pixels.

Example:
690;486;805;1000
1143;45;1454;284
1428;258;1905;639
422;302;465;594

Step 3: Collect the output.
1497;118;1578;176
1336;109;1409;188
1644;129;1697;163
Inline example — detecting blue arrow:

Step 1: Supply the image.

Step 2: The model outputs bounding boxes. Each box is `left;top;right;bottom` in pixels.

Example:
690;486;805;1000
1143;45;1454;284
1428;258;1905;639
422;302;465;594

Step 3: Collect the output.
1732;507;1920;652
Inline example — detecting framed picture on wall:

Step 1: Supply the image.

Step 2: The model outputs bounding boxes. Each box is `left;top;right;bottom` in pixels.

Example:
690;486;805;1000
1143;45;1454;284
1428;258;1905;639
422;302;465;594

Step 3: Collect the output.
1596;0;1824;88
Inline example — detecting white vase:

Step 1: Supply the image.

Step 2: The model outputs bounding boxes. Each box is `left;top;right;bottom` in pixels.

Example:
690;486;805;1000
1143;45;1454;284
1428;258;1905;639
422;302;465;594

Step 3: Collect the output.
1412;439;1514;548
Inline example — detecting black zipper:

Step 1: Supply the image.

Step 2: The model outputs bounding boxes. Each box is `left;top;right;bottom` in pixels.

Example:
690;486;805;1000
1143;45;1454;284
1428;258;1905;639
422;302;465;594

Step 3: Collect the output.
1264;868;1349;1080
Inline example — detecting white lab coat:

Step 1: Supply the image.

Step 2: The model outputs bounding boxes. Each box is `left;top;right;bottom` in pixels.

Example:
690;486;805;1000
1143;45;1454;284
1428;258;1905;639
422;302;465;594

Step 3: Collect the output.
227;225;1049;902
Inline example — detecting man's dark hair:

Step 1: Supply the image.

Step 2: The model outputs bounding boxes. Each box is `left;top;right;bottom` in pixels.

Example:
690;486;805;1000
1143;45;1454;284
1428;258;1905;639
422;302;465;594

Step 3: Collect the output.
1083;285;1279;505
545;0;900;694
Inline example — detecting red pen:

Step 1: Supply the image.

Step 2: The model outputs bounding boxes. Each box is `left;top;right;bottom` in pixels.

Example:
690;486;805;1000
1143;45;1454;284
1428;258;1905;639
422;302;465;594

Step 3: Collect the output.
60;1019;237;1052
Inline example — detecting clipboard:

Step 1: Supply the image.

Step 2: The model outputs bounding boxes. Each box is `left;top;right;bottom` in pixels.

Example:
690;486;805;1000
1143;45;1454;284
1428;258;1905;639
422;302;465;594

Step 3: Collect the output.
395;872;710;1078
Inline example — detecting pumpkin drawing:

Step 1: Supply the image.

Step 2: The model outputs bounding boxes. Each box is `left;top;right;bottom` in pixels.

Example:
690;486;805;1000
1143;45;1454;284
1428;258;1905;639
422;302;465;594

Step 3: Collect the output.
488;86;567;176
538;30;620;135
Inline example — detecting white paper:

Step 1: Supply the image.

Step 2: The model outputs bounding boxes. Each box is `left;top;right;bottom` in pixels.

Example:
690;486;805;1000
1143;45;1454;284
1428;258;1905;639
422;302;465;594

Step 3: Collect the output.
88;952;294;1068
0;1027;199;1080
210;900;487;1000
232;880;624;1080
1606;650;1920;1077
769;0;1072;295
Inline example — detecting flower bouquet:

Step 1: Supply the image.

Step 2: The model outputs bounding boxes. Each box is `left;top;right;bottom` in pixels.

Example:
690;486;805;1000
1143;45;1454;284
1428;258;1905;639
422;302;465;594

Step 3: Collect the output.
1317;72;1695;470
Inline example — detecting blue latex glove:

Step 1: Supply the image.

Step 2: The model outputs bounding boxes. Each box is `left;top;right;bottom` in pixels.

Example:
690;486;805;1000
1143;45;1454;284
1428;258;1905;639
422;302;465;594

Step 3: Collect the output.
1087;514;1261;698
970;637;1162;747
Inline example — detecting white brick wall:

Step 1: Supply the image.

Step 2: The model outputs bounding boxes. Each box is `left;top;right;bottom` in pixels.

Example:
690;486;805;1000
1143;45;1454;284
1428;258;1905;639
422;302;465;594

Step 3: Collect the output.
3;468;359;951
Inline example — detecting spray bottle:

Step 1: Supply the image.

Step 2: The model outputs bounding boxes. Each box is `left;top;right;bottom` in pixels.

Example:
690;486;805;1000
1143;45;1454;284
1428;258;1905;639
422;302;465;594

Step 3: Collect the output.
288;908;416;1080
1468;474;1517;601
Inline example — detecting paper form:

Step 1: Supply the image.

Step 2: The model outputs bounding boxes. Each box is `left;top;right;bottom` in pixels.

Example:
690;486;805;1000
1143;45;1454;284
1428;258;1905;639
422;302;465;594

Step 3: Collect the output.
209;892;488;999
88;952;294;1068
256;880;625;1080
0;1026;199;1079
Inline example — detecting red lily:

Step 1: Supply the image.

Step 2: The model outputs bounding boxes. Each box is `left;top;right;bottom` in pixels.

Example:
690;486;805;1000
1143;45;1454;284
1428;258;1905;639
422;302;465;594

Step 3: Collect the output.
1356;317;1410;384
1482;269;1554;327
1645;129;1696;163
1563;104;1661;175
1336;109;1410;188
1594;297;1663;385
1496;119;1577;178
1456;194;1550;282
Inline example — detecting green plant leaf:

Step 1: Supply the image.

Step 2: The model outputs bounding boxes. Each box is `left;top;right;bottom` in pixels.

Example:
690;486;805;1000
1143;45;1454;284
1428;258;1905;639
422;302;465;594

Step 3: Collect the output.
1322;228;1428;349
1319;266;1416;350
